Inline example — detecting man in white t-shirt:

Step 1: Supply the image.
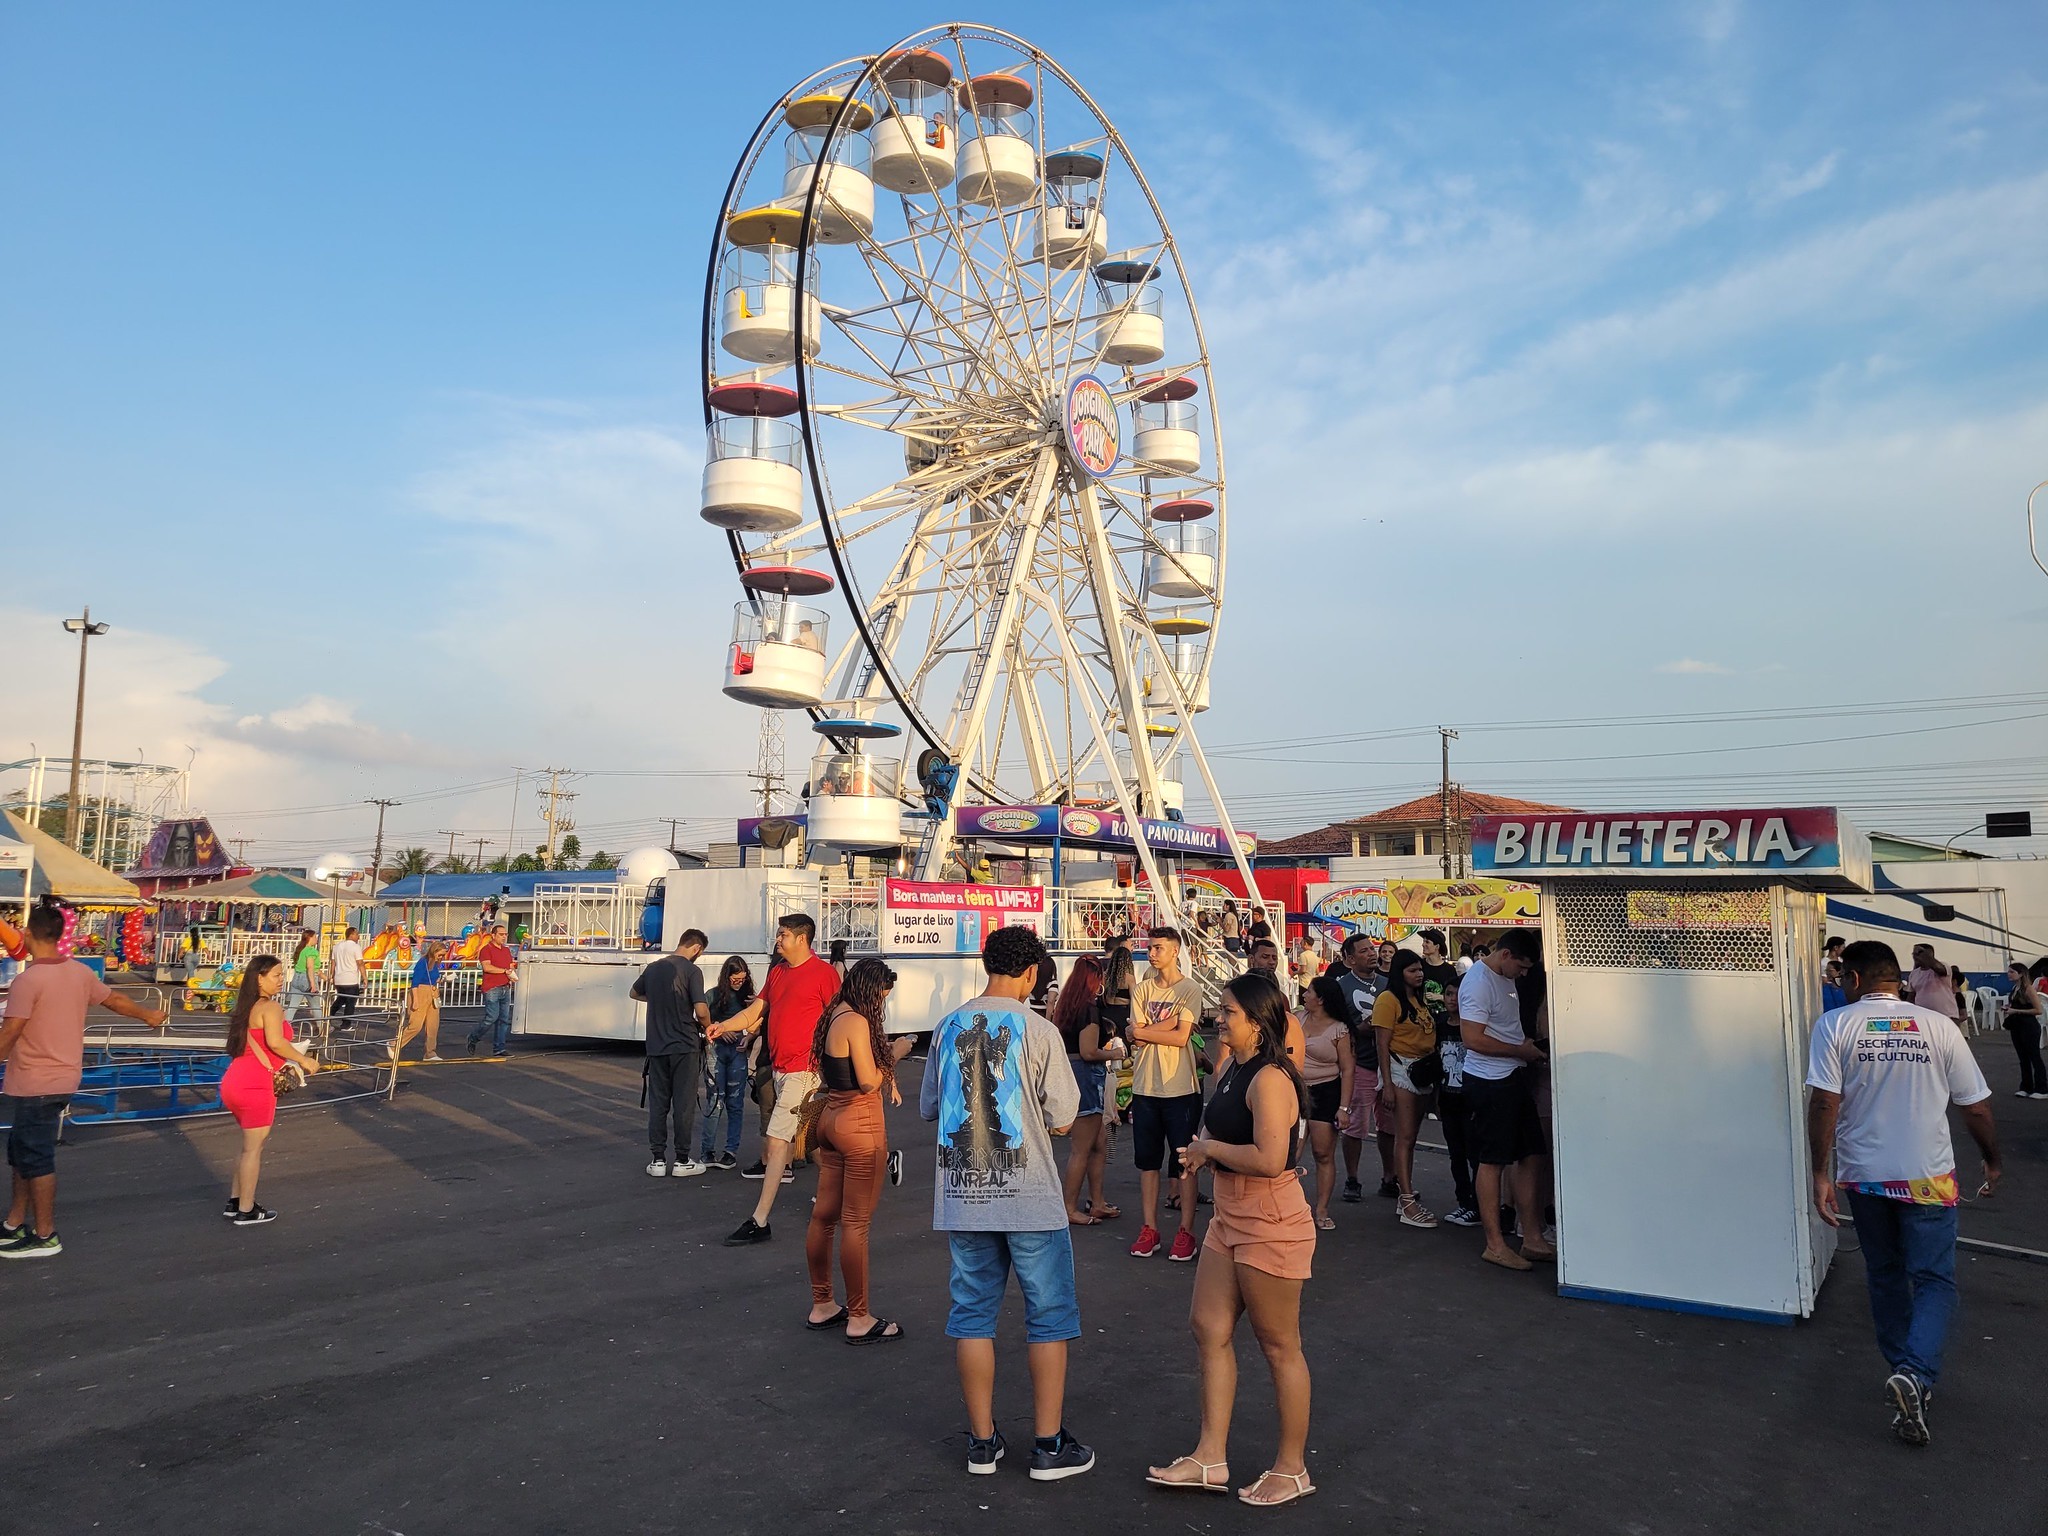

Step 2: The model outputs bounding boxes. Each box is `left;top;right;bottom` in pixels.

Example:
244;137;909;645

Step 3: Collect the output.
1457;930;1552;1270
1806;939;2000;1448
328;926;365;1029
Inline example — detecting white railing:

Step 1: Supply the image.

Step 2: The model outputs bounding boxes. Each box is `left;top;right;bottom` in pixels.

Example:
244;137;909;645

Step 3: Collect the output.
767;881;882;953
156;930;336;971
360;963;484;1010
529;882;647;949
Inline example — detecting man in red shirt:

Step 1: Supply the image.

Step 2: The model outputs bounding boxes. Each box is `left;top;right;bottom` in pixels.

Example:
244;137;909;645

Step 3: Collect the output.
467;922;518;1057
2;905;171;1259
711;912;839;1246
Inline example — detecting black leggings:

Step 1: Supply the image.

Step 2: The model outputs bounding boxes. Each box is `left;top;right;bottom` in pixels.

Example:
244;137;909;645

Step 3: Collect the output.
2010;1018;2046;1096
1437;1088;1477;1210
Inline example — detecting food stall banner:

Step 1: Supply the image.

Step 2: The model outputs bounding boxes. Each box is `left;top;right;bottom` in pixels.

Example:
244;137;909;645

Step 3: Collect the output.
954;805;1256;859
1623;888;1771;930
1471;808;1861;880
882;879;1044;954
1304;883;1387;946
1385;878;1540;935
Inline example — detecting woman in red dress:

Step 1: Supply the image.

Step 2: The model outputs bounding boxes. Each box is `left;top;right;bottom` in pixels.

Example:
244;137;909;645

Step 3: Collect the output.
217;955;320;1225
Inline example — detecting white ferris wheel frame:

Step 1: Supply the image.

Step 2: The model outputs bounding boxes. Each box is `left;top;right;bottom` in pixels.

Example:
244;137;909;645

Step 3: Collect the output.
701;22;1261;897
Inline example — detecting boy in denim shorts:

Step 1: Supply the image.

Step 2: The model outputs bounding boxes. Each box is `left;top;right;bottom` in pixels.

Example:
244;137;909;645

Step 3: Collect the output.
920;925;1093;1481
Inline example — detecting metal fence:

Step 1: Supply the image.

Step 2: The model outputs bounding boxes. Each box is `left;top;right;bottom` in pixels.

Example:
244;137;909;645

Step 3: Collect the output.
528;883;650;949
360;964;485;1009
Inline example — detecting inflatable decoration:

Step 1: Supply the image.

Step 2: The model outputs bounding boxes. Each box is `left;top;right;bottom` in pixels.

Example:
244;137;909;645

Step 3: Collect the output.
58;904;78;960
0;916;25;962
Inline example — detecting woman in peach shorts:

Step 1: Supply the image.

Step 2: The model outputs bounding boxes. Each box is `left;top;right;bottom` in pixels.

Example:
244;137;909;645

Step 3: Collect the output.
1146;972;1317;1508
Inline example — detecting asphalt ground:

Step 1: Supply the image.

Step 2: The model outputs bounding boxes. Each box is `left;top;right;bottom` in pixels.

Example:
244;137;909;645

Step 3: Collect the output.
3;1007;2045;1536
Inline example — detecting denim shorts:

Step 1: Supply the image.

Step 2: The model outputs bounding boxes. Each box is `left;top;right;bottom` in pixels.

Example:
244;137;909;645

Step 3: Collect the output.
1070;1057;1105;1118
946;1228;1081;1343
4;1095;67;1179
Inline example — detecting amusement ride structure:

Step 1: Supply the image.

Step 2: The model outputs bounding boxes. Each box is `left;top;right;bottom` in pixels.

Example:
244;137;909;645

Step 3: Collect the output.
701;22;1261;919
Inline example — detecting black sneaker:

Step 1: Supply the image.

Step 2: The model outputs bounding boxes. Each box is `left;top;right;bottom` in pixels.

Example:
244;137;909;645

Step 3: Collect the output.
780;1166;796;1185
742;1161;768;1180
231;1206;278;1226
724;1217;771;1247
966;1429;1006;1476
221;1199;239;1220
1377;1178;1401;1199
1341;1179;1363;1204
0;1229;61;1260
0;1218;23;1242
1886;1372;1930;1446
888;1150;904;1187
715;1152;738;1171
1028;1428;1095;1482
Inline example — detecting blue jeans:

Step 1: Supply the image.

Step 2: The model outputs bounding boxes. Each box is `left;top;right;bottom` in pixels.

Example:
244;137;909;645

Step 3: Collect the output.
471;987;515;1052
1845;1190;1959;1389
946;1229;1081;1343
699;1039;748;1159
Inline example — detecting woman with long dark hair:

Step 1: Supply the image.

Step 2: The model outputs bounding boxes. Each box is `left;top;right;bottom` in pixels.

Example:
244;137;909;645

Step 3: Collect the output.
1056;953;1127;1224
697;955;756;1168
805;957;913;1342
1298;974;1356;1231
2004;961;2044;1097
1149;971;1317;1506
217;955;320;1225
286;928;321;1014
1372;951;1441;1229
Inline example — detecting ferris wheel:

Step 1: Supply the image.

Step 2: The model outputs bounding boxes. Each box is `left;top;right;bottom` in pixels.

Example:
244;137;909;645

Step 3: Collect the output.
702;23;1248;887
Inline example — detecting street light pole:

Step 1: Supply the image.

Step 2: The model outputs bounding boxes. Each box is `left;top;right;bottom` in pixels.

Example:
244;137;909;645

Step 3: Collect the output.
61;607;110;850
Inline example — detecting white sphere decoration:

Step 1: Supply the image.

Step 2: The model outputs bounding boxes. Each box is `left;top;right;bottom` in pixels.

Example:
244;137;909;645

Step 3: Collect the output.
618;846;681;887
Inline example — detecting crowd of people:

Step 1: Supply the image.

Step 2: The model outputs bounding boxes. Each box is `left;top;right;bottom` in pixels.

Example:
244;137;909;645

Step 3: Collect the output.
0;890;2030;1468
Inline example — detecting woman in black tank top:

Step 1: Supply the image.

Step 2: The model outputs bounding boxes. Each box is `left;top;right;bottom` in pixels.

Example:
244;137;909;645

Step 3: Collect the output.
804;960;913;1343
1147;973;1319;1508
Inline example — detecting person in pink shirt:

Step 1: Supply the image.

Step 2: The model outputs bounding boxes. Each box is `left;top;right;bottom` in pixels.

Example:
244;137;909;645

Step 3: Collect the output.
0;904;170;1259
1906;945;1961;1022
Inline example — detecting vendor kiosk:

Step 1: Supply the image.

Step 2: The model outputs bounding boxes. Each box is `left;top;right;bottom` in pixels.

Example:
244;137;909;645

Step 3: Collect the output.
1472;807;1873;1324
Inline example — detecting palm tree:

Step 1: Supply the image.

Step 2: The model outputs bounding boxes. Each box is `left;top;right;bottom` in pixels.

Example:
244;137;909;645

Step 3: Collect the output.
387;847;432;880
435;854;473;874
583;849;618;871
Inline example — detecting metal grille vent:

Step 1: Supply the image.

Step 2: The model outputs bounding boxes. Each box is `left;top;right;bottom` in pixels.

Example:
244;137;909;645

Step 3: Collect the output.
1553;880;1775;972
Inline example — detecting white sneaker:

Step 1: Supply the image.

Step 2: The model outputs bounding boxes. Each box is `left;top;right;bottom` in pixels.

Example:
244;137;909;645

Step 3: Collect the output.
671;1160;707;1178
645;1160;669;1177
424;1054;445;1063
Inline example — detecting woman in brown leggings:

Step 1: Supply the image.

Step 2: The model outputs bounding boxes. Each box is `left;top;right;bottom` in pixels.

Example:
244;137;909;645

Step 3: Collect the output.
805;958;914;1343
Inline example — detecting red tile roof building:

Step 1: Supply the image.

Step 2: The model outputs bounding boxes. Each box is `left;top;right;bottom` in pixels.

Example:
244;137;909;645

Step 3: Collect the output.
1260;790;1580;860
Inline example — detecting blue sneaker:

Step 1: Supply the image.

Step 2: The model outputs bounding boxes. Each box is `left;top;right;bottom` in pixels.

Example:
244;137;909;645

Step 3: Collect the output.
1028;1428;1095;1482
966;1429;1006;1476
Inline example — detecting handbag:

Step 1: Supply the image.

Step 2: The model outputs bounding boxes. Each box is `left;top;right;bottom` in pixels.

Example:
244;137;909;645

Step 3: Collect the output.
250;1035;304;1096
1402;1048;1445;1093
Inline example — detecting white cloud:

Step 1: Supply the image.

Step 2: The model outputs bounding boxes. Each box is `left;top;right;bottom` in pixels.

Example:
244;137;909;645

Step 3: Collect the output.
1757;151;1840;207
1657;659;1734;675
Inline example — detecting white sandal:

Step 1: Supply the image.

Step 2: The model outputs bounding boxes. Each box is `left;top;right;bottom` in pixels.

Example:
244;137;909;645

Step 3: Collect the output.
1146;1455;1230;1493
1238;1469;1317;1507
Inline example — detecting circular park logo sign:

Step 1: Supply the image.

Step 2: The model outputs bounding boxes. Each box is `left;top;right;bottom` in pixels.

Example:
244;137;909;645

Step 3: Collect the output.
1064;373;1119;478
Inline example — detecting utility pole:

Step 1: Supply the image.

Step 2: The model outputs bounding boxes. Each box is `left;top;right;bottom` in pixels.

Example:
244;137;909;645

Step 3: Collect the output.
506;769;522;869
534;768;576;866
1438;727;1459;879
472;836;491;871
230;837;252;865
367;798;400;888
666;817;681;852
60;607;110;848
440;830;460;868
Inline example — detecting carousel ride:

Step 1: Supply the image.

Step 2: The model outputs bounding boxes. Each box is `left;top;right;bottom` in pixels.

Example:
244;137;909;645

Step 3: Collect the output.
703;23;1259;919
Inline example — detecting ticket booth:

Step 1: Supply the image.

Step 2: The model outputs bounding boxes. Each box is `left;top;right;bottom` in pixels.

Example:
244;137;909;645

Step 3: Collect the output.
1471;806;1873;1324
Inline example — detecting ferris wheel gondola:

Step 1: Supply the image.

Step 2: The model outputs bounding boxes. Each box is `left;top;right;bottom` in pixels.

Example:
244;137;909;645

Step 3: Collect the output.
701;23;1251;893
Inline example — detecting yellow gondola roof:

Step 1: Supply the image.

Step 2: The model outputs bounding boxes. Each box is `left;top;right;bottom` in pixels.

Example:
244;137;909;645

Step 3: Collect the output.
1149;611;1212;636
784;92;876;132
724;206;806;248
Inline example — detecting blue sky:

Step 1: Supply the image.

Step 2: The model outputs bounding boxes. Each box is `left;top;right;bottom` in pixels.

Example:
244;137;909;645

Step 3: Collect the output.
4;2;2046;863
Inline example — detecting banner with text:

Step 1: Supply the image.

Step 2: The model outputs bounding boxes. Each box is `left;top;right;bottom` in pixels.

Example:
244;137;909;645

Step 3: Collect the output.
882;879;1046;954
